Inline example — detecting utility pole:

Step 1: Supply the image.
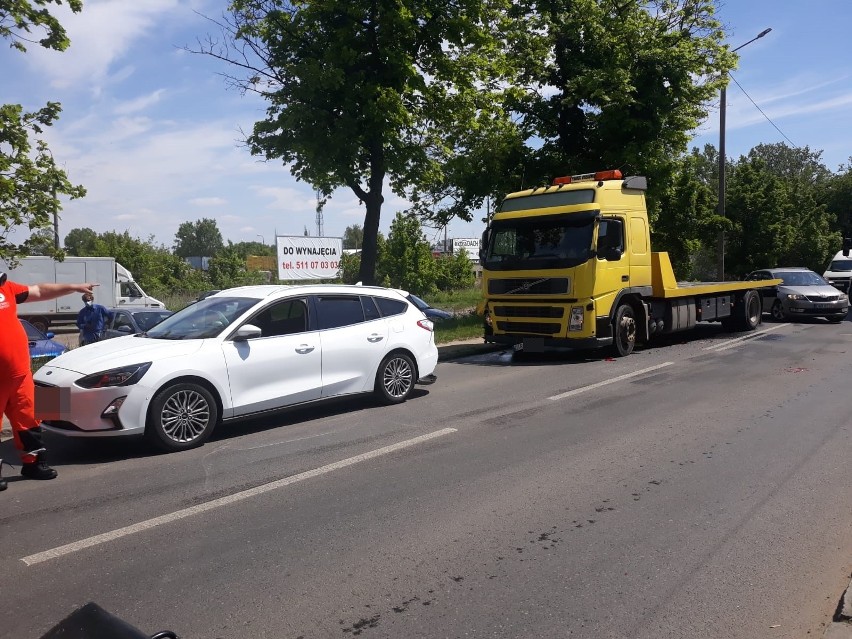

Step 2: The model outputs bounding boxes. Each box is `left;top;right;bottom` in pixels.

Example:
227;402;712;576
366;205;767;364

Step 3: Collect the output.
716;27;772;280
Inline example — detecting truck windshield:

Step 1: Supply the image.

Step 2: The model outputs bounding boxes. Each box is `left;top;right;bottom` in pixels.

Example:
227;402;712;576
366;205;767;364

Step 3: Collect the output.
483;211;598;270
828;260;852;272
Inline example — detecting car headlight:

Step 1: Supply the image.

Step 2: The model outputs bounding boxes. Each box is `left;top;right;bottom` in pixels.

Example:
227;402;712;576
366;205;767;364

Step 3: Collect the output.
785;294;805;300
76;363;152;389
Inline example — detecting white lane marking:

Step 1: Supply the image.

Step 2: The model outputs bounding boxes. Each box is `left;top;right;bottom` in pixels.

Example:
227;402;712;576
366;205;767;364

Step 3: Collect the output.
22;428;457;566
548;362;674;401
702;323;787;352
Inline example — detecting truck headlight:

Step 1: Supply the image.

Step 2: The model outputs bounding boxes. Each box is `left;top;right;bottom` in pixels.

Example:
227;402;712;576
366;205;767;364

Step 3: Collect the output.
569;306;584;331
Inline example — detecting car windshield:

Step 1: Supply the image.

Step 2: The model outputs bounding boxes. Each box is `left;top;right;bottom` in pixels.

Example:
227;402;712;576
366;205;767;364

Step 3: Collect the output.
21;321;45;340
145;297;258;339
828;260;852;272
776;271;828;286
484;211;597;271
407;294;429;310
130;311;173;331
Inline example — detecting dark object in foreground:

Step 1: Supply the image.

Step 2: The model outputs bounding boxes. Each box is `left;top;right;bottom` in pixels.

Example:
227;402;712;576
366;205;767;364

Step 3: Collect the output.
39;602;177;639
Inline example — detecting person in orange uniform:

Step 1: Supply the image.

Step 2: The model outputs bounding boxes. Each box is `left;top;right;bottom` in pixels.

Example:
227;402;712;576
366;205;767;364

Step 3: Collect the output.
0;271;96;490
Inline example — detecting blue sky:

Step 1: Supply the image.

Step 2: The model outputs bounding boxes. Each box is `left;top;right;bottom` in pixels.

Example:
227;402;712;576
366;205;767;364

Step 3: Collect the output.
4;0;851;251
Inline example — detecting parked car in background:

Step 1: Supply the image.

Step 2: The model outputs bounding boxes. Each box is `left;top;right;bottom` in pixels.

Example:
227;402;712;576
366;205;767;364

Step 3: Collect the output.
746;267;849;323
102;308;174;340
35;284;438;452
406;293;453;322
21;319;67;361
823;251;852;293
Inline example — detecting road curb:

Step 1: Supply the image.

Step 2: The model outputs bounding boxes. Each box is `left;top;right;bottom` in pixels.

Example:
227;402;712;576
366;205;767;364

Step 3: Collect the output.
437;340;503;362
825;578;852;638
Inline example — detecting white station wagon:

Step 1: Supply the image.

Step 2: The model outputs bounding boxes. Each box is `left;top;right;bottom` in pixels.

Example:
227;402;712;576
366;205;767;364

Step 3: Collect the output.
35;285;439;452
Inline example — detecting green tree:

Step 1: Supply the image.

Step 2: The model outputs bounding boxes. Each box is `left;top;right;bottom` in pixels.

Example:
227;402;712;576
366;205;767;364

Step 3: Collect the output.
207;246;265;288
724;157;837;276
413;0;736;224
64;226;99;255
1;0;83;52
1;0;86;263
199;0;511;285
822;160;852;237
21;226;55;255
435;251;475;291
379;213;437;294
342;224;363;250
173;218;224;258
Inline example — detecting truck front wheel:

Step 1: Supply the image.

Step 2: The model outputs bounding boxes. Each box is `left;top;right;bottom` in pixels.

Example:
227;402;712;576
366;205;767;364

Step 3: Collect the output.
28;316;50;334
611;304;636;357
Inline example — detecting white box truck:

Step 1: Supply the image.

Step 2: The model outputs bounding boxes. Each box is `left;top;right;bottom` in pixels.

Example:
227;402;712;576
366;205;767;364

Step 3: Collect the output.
2;256;166;332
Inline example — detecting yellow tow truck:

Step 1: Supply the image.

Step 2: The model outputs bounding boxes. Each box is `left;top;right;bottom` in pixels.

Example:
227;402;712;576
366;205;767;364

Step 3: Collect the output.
479;170;782;356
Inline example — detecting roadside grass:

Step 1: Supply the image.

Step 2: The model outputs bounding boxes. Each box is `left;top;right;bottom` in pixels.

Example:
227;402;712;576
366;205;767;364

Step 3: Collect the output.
434;312;483;344
427;287;482;312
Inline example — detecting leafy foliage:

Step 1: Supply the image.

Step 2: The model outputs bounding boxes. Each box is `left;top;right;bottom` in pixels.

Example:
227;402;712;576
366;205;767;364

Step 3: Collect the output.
207;246;266;288
342;224;363;250
1;0;85;263
173;217;225;258
200;0;512;284
0;102;86;262
0;0;83;52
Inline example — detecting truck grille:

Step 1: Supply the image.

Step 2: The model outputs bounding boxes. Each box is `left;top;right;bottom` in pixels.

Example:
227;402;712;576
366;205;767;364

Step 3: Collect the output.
488;278;570;295
496;321;561;335
493;306;564;318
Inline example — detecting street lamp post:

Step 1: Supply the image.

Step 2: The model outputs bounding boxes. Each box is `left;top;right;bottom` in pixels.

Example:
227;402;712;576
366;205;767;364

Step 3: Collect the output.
256;234;265;246
717;27;771;281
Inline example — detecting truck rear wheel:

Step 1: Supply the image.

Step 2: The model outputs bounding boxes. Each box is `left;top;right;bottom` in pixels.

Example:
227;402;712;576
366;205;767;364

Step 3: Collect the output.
28;316;50;334
611;304;636;357
723;290;762;332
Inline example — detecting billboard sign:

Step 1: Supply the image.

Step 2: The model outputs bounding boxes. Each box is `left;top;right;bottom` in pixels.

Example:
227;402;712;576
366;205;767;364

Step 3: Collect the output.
276;236;343;280
452;237;481;260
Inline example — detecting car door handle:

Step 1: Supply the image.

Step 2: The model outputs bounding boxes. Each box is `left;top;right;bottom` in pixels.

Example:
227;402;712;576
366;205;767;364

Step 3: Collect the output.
367;334;384;343
295;344;315;354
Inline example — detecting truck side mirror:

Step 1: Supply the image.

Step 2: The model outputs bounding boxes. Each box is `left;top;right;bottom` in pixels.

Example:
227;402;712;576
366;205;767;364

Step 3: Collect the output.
479;229;489;265
843;237;852;257
601;247;623;261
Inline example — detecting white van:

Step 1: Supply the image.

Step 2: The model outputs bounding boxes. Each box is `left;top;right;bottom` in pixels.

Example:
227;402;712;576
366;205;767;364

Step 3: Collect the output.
823;251;852;293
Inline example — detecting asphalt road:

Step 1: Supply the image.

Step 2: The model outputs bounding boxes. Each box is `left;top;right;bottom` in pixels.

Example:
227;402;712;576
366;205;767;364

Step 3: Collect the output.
3;317;852;638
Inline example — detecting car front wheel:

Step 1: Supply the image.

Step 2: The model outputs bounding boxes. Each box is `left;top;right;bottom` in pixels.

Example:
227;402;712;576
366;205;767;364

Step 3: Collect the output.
770;300;786;322
146;382;218;452
375;352;416;405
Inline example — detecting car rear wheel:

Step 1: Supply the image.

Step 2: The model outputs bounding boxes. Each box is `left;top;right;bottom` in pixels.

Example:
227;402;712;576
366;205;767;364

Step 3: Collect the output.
146;382;218;452
375;352;416;405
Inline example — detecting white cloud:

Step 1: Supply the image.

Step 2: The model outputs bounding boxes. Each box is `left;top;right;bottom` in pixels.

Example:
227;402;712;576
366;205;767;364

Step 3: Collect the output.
189;197;227;207
24;0;192;91
114;89;167;115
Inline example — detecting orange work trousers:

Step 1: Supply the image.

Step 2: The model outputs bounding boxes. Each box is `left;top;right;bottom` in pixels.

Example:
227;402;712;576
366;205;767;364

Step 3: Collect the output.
0;373;43;463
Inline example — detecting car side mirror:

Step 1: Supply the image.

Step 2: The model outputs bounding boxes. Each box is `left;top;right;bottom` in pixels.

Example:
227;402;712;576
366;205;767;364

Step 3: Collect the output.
117;325;132;333
233;324;262;342
45;332;55;339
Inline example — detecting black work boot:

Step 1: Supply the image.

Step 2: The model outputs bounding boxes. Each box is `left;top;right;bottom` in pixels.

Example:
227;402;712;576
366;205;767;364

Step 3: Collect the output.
21;450;58;480
0;460;7;491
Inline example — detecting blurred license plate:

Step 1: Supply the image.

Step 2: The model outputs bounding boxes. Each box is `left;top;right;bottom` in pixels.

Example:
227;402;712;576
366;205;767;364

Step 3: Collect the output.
814;303;831;309
34;385;70;420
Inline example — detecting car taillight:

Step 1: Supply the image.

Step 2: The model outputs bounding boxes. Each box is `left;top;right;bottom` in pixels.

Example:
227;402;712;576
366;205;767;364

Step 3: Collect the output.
417;319;434;332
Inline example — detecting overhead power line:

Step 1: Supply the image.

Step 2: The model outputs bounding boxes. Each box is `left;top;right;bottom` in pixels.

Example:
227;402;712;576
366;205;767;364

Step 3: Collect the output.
728;73;798;148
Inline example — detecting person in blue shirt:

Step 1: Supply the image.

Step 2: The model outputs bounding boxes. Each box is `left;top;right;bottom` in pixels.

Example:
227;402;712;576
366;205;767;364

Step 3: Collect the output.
76;292;114;346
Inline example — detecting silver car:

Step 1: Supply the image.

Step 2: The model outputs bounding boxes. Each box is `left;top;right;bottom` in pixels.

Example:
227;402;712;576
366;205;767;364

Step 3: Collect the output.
746;267;849;323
